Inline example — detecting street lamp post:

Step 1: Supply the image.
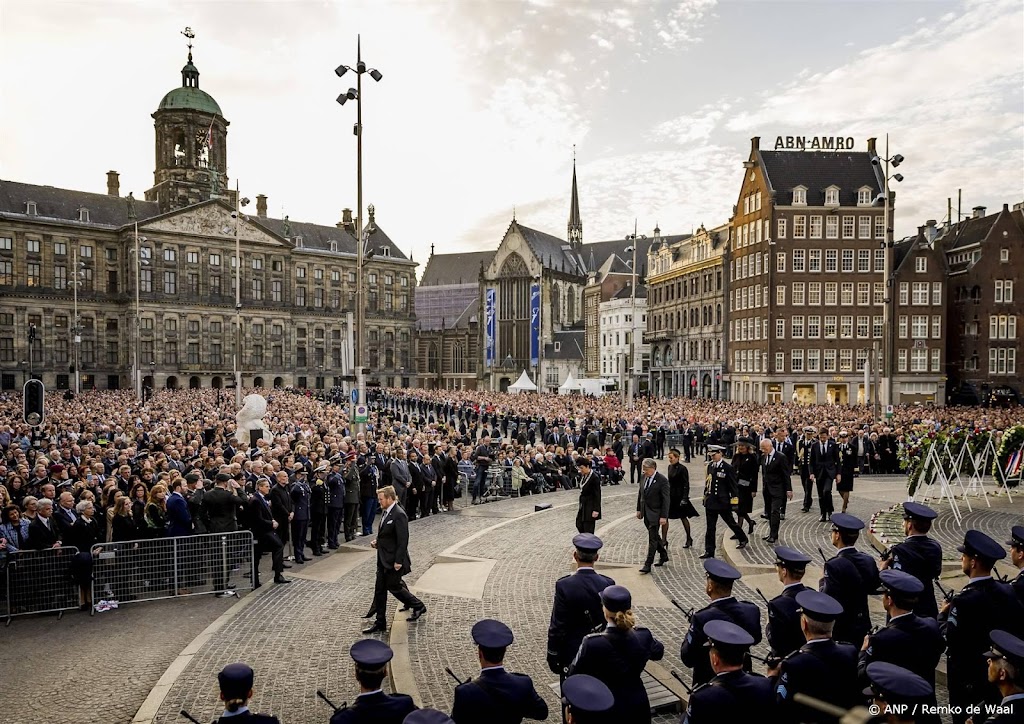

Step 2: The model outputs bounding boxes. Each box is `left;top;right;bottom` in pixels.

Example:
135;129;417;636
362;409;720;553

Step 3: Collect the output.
232;188;251;409
874;134;904;419
336;35;382;434
625;221;646;410
70;248;85;395
131;222;149;400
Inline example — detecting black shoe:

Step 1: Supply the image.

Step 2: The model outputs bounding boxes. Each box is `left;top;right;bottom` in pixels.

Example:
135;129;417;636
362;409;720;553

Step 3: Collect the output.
801;508;810;513
747;521;755;534
818;516;827;522
399;605;412;612
654;558;668;567
407;606;427;622
780;514;786;521
312;550;324;556
274;575;292;584
763;537;777;544
362;623;387;634
729;534;738;540
639;566;652;574
699;553;714;559
683;538;693;549
295;558;305;564
253;581;262;589
737;541;748;550
361;609;377;619
760;514;770;520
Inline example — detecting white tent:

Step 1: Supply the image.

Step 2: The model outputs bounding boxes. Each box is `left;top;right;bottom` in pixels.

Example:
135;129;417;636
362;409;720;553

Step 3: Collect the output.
508;370;538;394
558;372;582;395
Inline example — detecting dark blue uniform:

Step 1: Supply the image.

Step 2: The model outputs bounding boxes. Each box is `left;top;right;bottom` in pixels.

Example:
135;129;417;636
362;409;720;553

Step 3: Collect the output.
546;568;615;674
329;691;416;724
884;535;943;617
213;714;278;723
680;597;762;686
858;611;944;687
775;639;859;723
820;547;881;645
568;625;665;724
682;670;775;724
1011;569;1024;608
766;583;808;658
939;577;1024;723
450;667;548;724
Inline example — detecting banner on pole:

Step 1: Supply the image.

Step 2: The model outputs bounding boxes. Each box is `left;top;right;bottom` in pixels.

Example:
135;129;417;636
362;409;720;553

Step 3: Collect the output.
485;287;496;368
530;283;540;367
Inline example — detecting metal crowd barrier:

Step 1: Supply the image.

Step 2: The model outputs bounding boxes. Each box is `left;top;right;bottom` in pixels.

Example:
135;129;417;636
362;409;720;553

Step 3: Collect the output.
90;531;255;613
2;546;82;624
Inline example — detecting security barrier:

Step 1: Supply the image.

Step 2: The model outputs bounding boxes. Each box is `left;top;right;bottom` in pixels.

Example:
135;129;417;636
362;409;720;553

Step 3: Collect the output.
2;546;82;623
90;531;254;613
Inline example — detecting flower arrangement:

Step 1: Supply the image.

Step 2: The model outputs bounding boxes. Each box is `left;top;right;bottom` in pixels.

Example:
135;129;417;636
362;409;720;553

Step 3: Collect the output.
993;424;1024;487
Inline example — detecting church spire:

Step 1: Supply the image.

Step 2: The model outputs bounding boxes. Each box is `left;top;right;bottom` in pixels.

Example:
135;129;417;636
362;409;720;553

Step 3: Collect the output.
567;146;582;250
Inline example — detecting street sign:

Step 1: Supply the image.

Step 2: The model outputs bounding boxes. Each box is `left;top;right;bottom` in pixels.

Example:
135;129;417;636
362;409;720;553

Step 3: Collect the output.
885;404;894;418
351;388;358;404
354;404;368;424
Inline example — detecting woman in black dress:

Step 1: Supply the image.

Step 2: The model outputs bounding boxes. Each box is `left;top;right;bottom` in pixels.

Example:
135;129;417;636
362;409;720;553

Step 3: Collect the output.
731;439;760;535
63;499;103;610
665;448;697;549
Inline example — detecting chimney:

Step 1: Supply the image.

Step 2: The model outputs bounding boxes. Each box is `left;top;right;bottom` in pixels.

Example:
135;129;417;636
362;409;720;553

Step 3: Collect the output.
925;219;938;243
339;207;354;233
866;137;877;157
106;170;120;197
973;206;986;219
256;194;267;218
750;136;760;154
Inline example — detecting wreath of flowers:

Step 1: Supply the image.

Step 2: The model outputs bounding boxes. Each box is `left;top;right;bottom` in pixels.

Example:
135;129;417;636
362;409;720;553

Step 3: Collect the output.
993;424;1024;487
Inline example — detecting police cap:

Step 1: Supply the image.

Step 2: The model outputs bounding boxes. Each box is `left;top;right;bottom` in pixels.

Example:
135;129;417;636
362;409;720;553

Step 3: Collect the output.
561;674;614;714
471;619;514;649
830;513;865;532
350;639;394;668
572;533;603;552
866;662;933;705
986;629;1024;671
902;502;937;521
601;585;632;613
1007;525;1024;549
703;558;742;583
796;590;843;622
774;546;812;569
403;710;455;724
957;529;1007;563
703;619;755;651
217;663;254;698
879;569;924;598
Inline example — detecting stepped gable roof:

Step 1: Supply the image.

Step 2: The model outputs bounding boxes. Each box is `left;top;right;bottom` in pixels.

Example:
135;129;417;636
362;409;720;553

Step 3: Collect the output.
760;150;881;206
0;180;160;227
421;250;494;286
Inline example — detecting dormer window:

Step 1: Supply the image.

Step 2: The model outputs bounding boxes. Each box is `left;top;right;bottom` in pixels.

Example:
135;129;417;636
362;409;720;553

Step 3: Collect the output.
792;187;807;206
25;201;37;215
857;187;873;206
554;342;561;352
294;235;303;248
78;207;90;222
380;246;391;257
329;240;338;253
824;186;840;206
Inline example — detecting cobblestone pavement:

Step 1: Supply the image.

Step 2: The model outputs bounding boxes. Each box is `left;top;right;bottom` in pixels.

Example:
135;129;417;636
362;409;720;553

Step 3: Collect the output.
0;594;237;724
16;459;1000;723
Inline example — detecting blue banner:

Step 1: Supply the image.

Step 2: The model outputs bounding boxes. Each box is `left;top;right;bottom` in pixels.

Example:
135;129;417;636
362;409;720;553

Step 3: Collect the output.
530;283;540;367
485;287;496;368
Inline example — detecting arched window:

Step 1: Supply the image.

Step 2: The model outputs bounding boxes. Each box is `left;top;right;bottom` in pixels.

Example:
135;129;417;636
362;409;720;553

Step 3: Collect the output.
653;347;662;367
566;288;575;322
665;345;673;366
427;342;439;373
716;304;722;325
551;284;561;325
452;342;465;374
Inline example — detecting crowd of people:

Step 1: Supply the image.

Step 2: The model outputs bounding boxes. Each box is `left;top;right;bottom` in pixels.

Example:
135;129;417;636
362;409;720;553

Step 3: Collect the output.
1;385;1023;722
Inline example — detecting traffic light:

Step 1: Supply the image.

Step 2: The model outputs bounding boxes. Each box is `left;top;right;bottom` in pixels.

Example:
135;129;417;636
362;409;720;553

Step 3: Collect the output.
23;379;45;427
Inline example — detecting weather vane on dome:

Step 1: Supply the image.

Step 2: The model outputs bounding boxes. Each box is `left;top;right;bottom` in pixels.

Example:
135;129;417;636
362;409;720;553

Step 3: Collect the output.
181;26;195;60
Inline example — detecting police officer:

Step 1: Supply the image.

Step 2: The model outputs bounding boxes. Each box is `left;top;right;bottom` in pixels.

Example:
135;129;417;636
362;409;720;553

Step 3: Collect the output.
681;559;762;687
767;546;812;660
404;710;455;724
567;585;664;724
865;662;934;724
859;569;944;712
212;663;280;723
978;630;1024;724
289;466;311;564
820;512;881;646
1007;526;1024;607
450;619;548;724
700;445;748;559
682;620;775;724
547;533;615;683
940;530;1024;724
343;450;362;541
326;456;345;549
330;640;417;724
559;675;614;724
771;590;859;723
309;462;329;556
880;502;943;618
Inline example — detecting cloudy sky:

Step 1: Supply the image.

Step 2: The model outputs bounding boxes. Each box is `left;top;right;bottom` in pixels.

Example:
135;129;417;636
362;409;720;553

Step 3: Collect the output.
1;0;1021;267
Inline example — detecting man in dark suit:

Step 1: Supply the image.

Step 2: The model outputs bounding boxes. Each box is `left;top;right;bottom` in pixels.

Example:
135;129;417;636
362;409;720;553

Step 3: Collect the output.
575;459;601;534
202;471;247;597
628;435;643;485
760;439;792;544
680;559;763;687
26;498;62;549
880;502;943;618
820;513;881;646
1009;525;1024;607
52;491;78;538
796;427;816;513
810;428;839;522
636;458;670;573
268;472;294;562
767;546;812;660
246;478;290;587
330;640;417;724
772;427;795;521
363;485;425;634
451;619;549;723
701;445;748;559
770;590;860;723
166;479;193;537
547;533;615;679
